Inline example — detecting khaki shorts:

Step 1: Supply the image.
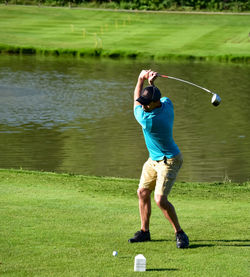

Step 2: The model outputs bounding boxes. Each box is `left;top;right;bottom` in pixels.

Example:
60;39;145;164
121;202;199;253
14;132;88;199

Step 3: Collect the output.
138;153;183;196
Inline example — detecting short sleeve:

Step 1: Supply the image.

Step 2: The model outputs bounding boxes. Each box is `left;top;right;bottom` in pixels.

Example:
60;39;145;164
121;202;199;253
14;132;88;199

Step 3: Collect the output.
134;105;146;129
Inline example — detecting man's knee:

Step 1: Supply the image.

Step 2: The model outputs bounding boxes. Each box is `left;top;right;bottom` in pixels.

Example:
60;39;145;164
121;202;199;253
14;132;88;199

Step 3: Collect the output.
154;194;168;208
137;188;151;200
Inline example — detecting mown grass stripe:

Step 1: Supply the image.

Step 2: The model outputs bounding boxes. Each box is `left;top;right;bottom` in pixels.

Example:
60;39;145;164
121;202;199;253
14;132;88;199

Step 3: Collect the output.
0;6;250;63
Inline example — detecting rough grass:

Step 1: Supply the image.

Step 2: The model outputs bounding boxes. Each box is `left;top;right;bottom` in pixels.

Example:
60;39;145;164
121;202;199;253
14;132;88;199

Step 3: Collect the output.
0;6;250;62
0;169;249;276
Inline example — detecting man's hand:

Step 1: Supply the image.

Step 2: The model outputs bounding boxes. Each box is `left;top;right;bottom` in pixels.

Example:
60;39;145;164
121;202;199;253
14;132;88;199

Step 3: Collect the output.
133;69;157;109
148;71;158;86
138;69;151;81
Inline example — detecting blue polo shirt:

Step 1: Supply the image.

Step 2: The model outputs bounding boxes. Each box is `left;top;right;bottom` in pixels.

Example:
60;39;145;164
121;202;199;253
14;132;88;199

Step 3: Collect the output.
134;97;180;160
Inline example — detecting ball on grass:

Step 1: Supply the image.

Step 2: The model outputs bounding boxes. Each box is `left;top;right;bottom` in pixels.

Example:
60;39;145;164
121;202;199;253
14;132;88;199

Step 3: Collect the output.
112;251;118;257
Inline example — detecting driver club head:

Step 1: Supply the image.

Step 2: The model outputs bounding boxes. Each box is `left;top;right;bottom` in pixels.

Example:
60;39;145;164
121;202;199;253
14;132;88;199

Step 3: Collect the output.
211;94;221;106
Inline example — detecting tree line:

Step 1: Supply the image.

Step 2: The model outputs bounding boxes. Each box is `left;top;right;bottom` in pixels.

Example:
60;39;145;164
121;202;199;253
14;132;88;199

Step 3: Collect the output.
2;0;250;11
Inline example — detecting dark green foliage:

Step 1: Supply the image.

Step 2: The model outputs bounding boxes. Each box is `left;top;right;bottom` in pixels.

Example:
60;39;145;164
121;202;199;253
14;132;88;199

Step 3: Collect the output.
1;0;250;11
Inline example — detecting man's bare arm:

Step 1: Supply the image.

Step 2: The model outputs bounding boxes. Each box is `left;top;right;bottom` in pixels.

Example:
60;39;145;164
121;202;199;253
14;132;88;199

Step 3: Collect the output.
133;70;150;109
133;70;159;109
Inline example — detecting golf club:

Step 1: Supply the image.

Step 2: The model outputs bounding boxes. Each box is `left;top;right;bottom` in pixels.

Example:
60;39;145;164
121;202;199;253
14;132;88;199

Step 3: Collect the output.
157;74;221;106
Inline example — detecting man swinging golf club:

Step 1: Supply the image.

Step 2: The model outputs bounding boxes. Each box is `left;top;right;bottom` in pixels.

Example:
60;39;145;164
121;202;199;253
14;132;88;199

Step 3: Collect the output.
128;69;189;249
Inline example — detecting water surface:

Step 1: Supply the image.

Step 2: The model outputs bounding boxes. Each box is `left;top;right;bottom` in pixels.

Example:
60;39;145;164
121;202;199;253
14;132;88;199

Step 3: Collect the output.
0;56;249;182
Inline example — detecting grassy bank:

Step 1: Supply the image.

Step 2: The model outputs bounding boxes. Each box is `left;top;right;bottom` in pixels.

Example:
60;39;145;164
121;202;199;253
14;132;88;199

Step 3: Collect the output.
3;1;250;12
0;169;249;276
0;5;250;62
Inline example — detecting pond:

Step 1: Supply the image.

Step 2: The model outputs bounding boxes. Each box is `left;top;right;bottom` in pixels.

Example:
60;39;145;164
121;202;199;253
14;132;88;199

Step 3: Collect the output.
0;55;249;183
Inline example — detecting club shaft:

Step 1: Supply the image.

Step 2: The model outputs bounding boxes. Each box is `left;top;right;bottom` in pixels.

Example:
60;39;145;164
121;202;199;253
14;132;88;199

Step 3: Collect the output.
158;74;214;95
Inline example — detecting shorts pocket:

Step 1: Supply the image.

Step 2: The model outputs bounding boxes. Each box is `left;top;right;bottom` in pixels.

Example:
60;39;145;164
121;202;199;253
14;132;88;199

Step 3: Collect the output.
166;155;183;170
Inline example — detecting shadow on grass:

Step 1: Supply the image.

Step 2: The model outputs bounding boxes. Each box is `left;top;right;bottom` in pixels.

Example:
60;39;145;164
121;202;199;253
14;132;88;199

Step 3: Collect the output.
151;239;171;242
151;239;215;249
147;268;178;272
191;239;250;248
189;244;214;249
151;239;249;248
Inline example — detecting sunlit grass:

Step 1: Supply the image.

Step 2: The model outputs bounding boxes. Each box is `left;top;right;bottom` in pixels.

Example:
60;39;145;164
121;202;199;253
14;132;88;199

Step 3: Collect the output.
0;169;249;276
0;6;250;61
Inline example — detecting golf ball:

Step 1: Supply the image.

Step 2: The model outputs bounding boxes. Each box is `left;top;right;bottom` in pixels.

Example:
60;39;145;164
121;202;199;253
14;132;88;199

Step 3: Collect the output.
113;251;118;257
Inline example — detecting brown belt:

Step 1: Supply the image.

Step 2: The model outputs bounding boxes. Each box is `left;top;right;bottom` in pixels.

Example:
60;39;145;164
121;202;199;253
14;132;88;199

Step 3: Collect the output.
156;156;167;163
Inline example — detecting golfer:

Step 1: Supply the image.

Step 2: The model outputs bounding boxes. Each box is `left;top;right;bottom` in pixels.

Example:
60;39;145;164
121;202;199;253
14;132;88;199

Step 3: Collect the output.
128;69;189;248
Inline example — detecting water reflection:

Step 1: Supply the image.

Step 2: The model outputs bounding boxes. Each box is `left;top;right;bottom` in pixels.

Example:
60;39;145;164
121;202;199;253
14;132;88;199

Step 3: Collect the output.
0;55;249;182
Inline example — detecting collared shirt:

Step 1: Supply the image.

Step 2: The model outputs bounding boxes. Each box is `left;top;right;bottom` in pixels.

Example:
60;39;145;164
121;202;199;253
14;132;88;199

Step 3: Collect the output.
134;97;180;160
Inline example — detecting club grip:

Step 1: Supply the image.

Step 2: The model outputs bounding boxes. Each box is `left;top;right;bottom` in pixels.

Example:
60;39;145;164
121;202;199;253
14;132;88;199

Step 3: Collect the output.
157;74;169;78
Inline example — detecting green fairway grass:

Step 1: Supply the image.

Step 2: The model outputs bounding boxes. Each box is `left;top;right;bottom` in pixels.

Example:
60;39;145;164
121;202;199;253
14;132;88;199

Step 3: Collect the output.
0;169;249;276
0;6;250;62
